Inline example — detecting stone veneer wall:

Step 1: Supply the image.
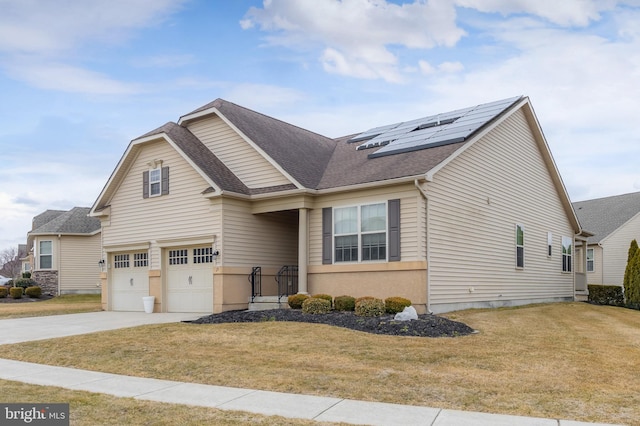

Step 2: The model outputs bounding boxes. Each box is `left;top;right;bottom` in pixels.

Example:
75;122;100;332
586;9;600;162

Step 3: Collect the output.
32;270;58;295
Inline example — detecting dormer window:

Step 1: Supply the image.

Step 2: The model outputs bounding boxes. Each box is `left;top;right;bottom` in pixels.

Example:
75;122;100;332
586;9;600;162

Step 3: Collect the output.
143;161;169;199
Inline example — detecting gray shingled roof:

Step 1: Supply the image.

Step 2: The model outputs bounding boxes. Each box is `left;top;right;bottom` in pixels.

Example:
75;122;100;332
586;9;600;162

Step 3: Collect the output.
33;210;65;230
30;207;100;235
132;97;524;194
182;99;337;189
573;191;640;244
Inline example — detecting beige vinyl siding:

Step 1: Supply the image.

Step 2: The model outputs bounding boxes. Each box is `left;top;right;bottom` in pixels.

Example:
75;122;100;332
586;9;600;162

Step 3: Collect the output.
427;108;574;310
102;140;221;270
308;184;425;265
220;198;297;267
586;245;604;285
600;213;640;285
59;234;101;292
187;116;292;188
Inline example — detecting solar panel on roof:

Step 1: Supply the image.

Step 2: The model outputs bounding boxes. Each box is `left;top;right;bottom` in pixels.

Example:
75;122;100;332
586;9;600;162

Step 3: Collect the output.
348;96;522;159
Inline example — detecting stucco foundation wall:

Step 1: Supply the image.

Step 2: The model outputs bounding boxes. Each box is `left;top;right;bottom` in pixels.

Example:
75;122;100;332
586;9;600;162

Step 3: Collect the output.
308;262;427;313
213;268;256;313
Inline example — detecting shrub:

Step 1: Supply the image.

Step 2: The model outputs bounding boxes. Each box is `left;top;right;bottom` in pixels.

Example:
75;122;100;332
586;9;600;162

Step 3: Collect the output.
0;287;7;298
355;296;385;317
385;296;412;314
334;295;356;311
588;285;624;307
14;278;36;290
288;293;310;309
22;272;31;279
311;293;333;307
302;297;332;314
10;287;23;299
624;239;640;307
25;286;42;298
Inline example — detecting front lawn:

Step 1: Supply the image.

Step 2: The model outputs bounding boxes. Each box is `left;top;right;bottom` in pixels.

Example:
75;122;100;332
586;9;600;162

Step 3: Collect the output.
0;302;638;425
0;294;101;319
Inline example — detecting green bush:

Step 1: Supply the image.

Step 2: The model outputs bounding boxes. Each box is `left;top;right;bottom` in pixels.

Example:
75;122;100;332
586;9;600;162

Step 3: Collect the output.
624;239;640;307
588;285;624;307
334;295;356;311
25;286;42;298
311;293;333;307
302;297;332;314
385;296;412;314
0;287;7;298
355;296;385;317
22;272;31;279
288;293;310;309
14;278;36;290
10;287;23;299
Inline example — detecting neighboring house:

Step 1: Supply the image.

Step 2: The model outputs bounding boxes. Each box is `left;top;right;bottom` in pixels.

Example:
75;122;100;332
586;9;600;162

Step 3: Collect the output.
0;244;27;280
90;96;584;314
573;191;640;287
28;207;102;295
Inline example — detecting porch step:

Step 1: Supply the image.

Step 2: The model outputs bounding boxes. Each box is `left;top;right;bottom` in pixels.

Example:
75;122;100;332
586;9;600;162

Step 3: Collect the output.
248;296;290;311
575;290;589;302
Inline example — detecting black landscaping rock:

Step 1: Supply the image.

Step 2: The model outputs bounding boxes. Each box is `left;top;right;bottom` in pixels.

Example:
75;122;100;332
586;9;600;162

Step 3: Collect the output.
187;309;475;338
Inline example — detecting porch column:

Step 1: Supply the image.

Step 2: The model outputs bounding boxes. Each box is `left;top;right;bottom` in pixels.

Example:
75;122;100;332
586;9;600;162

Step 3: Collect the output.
298;208;309;294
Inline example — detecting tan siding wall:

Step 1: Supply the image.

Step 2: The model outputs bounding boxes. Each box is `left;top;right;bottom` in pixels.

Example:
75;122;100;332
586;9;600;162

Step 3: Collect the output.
586;245;604;285
187;116;291;188
601;214;640;285
427;109;575;311
308;184;424;265
102;140;221;270
221;198;298;268
59;234;102;293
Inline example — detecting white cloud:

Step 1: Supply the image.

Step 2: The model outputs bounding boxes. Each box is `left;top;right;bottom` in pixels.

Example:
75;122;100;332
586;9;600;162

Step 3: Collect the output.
3;60;143;95
453;0;617;27
0;0;186;94
0;0;187;54
418;60;435;75
242;0;466;82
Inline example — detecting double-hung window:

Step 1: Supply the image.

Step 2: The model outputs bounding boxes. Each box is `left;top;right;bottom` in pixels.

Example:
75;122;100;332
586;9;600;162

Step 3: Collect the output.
149;168;161;197
562;236;573;272
334;203;387;262
587;248;594;272
39;240;52;269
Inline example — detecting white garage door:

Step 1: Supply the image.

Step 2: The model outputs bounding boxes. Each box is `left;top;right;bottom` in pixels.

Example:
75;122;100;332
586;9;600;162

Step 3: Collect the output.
166;246;214;313
111;252;149;311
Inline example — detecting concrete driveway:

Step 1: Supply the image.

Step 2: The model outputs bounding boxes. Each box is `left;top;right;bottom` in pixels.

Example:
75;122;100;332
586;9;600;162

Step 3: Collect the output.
0;311;205;344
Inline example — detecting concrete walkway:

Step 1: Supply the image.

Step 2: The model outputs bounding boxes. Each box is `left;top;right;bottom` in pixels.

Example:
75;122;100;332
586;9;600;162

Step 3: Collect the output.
0;312;622;426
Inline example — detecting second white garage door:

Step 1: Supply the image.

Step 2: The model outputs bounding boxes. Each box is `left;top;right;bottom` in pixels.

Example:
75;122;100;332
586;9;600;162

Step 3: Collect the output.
166;246;214;313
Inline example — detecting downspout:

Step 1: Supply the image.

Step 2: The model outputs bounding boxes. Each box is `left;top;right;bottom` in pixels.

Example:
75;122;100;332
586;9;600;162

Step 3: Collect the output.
598;242;604;286
57;234;62;296
414;179;432;314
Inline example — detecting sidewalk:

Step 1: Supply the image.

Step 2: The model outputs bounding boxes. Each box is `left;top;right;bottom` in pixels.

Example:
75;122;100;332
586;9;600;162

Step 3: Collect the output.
0;359;620;426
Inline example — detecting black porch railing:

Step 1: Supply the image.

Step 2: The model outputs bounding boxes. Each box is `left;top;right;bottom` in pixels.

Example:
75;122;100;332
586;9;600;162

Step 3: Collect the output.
276;265;298;300
248;266;262;303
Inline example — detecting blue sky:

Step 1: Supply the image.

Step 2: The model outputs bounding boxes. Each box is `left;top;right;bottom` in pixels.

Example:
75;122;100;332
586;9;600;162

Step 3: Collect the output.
1;0;640;250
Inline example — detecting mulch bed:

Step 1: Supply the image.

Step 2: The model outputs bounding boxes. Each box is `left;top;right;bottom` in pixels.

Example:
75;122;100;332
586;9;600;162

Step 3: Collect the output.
188;309;476;338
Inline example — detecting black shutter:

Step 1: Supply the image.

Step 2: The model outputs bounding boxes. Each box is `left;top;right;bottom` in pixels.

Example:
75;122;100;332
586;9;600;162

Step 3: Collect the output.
388;199;400;262
161;166;170;195
142;171;149;199
322;207;332;265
